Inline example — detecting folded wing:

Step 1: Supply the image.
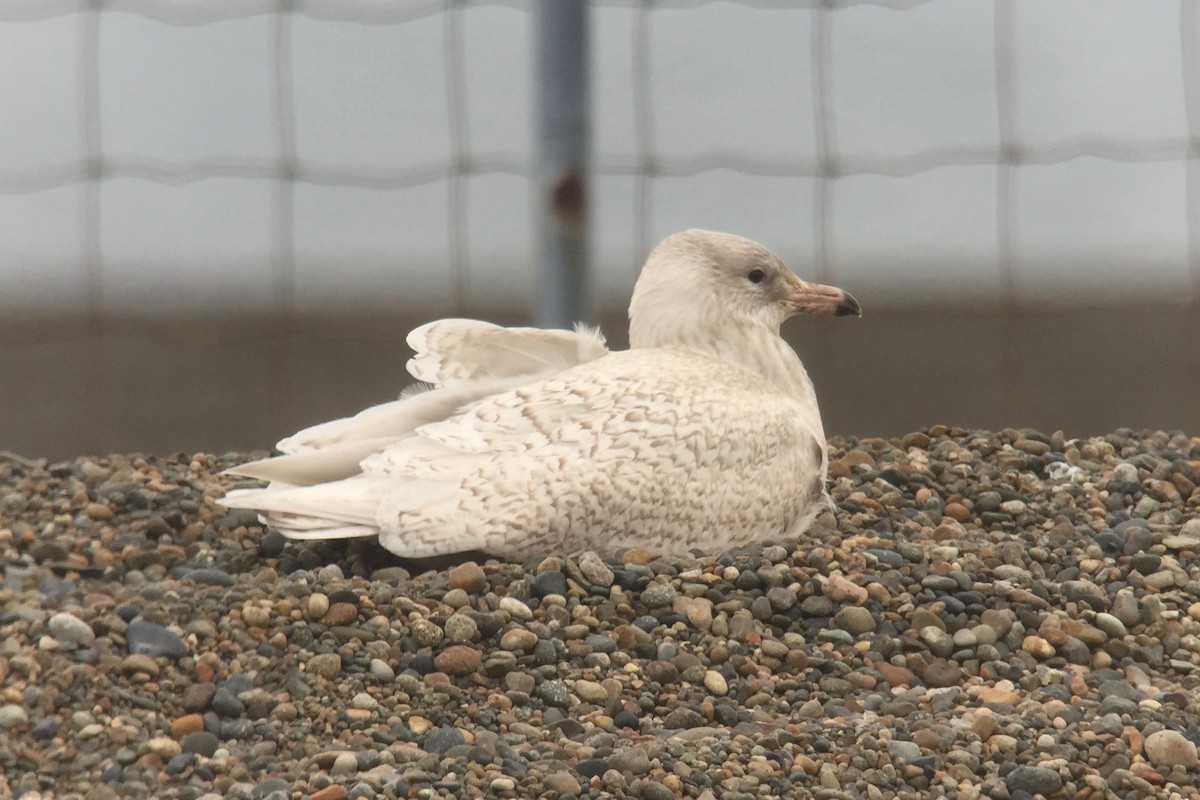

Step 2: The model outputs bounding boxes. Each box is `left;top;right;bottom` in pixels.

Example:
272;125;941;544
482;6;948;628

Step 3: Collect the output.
221;320;610;533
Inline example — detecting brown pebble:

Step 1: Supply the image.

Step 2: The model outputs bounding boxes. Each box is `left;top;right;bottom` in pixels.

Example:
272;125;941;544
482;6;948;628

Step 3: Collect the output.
543;772;582;795
311;787;348;800
902;432;931;449
943;502;971;522
976;686;1020;705
823;574;868;604
971;713;997;739
181;682;216;713
122;654;160;677
840;450;876;469
433;645;481;676
1038;626;1067;646
919;658;961;688
170;714;205;738
321;602;358;626
622;548;658;565
874;662;915;687
85;502;113;521
447;562;487;594
1022;635;1055;659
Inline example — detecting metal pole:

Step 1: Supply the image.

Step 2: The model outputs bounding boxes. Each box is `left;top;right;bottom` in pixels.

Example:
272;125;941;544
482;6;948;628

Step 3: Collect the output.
534;0;591;329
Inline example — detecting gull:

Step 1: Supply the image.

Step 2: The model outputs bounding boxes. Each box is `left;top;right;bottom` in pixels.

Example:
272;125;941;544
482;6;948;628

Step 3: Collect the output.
220;229;860;558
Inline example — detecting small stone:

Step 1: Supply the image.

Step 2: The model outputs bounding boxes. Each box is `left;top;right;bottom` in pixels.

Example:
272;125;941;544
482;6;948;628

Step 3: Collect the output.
875;662;914;687
448;562;487;594
1094;613;1126;638
887;740;921;761
574;680;609;703
920;658;961;688
537;680;571;708
543;772;581;795
661;707;705;729
824;574;868;604
170;714;205;737
145;736;183;759
181;683;216;712
85;501;113;520
443;613;479;643
609;746;652;775
0;705;29;729
1022;635;1055;659
122;653;160;677
1113;592;1141;628
307;653;342;679
703;670;728;697
1144;729;1198;768
311;786;349;800
1007;766;1062;796
434;645;481;676
48;612;95;646
369;658;395;682
125;619;187;659
943;502;971;522
920;626;954;658
181;731;218;757
577;551;615;586
409;618;444;647
641;583;677;607
321;602;358;626
500;629;538;652
331;751;358;776
306;593;330;620
498;596;534;621
424;727;466;755
834;606;875;635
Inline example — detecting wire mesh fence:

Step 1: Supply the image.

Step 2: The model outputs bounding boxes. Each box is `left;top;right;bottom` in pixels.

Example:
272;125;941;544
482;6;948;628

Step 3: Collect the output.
2;0;1198;327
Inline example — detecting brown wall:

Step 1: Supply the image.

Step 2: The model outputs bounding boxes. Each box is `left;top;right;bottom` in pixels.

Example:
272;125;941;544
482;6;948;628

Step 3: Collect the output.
2;304;1196;460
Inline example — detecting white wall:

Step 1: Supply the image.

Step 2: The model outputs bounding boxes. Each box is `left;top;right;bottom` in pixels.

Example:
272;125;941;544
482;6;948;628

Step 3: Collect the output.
1;0;1197;318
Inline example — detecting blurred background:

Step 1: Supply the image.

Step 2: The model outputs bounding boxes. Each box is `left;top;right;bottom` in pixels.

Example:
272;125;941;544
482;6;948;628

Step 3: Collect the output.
1;0;1197;459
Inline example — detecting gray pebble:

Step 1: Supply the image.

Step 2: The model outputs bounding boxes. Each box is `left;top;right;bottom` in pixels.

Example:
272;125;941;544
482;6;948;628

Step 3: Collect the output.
0;705;29;729
48;612;95;646
608;746;651;775
577;551;615;586
126;619;187;659
1007;765;1062;795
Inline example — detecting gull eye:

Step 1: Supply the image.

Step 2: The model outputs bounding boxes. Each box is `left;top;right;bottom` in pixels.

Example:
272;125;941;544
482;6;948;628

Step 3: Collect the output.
747;269;765;284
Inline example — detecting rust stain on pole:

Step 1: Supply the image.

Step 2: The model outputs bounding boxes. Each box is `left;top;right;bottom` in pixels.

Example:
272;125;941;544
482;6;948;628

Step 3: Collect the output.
551;170;586;227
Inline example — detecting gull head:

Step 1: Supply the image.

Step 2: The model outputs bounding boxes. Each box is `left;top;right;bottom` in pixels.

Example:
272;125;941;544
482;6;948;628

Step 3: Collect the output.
628;229;860;349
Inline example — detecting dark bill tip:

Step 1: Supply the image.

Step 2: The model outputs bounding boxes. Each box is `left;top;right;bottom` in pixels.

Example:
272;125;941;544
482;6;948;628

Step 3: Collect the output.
835;291;862;318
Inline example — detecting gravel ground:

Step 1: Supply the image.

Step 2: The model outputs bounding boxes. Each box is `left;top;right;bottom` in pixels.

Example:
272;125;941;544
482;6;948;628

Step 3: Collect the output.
2;426;1200;800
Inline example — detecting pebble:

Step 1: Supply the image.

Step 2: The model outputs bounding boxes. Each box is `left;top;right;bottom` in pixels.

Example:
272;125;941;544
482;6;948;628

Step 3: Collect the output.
306;653;342;678
433;645;481;675
2;431;1199;799
125;619;187;658
0;705;29;728
1144;730;1198;768
48;611;96;646
577;550;615;586
424;727;466;755
448;562;487;594
499;629;538;652
1007;765;1063;795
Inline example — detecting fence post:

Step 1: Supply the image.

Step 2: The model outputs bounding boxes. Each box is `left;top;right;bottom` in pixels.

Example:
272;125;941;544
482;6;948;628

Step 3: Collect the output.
534;0;591;329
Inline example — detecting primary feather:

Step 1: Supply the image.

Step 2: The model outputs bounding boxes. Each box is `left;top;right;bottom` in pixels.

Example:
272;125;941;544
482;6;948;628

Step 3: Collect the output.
220;228;860;558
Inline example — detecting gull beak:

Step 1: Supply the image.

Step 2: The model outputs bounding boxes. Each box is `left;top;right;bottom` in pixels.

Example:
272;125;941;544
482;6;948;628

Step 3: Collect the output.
784;278;862;318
